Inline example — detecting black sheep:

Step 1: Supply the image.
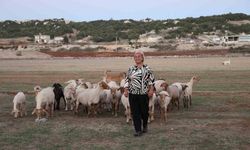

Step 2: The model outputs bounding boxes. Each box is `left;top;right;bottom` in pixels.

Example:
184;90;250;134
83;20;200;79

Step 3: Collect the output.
52;83;66;110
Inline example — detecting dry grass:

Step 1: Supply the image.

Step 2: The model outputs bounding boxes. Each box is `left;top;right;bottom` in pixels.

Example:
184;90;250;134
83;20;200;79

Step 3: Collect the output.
0;57;250;150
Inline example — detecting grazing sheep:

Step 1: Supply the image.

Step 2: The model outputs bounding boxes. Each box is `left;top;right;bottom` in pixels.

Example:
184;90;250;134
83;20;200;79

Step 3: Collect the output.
103;70;126;83
32;87;55;119
99;89;111;111
222;58;230;65
121;94;131;123
157;91;171;122
183;76;200;109
107;81;122;117
75;81;109;116
167;83;188;110
154;80;168;94
11;92;27;118
64;80;78;111
52;83;66;110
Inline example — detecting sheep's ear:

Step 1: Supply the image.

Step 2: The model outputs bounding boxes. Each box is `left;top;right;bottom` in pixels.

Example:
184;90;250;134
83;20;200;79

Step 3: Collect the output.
196;76;201;81
82;83;88;89
32;108;37;115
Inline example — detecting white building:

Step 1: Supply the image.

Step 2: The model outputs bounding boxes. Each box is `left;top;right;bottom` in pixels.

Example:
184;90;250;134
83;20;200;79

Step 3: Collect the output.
34;34;50;44
54;36;64;44
223;34;250;43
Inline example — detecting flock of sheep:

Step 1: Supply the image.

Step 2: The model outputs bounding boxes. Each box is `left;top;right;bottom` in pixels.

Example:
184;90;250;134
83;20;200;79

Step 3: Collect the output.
11;70;200;123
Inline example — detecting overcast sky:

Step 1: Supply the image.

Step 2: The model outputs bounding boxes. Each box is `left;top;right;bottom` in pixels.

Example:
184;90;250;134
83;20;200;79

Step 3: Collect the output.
1;0;250;21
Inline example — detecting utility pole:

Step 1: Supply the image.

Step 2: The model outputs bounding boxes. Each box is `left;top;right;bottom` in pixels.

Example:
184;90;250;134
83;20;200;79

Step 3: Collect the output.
115;32;118;52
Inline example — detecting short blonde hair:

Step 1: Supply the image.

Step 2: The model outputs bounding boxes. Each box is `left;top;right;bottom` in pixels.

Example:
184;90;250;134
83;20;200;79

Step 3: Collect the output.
134;50;145;62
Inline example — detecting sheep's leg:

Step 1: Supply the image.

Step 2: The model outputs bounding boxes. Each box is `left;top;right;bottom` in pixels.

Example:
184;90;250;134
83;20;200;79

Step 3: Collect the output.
164;108;168;123
112;103;115;115
87;105;91;117
115;102;119;117
93;104;98;116
189;95;192;106
148;106;151;123
125;108;129;123
70;99;76;111
65;98;69;111
152;105;155;121
183;97;186;108
63;96;66;110
177;99;180;110
171;99;174;110
75;101;79;114
160;108;164;122
51;103;54;117
128;107;132;121
23;102;27;116
56;98;60;110
20;103;24;117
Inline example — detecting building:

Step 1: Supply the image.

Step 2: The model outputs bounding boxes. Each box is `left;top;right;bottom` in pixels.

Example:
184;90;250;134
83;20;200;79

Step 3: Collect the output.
54;36;64;44
223;34;250;43
34;34;50;44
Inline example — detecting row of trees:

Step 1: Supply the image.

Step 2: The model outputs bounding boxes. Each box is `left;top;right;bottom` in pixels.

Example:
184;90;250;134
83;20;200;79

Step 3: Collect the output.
0;13;250;42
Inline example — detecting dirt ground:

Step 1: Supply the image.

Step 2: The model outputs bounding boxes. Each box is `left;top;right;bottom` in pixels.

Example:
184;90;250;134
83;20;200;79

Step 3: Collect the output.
0;56;250;72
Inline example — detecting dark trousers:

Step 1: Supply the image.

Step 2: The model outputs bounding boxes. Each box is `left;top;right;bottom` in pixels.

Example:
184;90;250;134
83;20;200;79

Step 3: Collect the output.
129;93;149;132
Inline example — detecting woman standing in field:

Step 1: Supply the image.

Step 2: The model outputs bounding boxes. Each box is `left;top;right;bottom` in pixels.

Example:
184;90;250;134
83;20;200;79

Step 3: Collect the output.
124;50;155;137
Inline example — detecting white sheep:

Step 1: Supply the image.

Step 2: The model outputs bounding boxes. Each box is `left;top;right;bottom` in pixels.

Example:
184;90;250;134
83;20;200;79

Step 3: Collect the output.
75;81;109;116
32;87;55;119
107;81;122;117
34;85;42;95
167;83;188;110
121;94;131;123
99;89;111;111
64;80;78;111
148;93;157;123
183;76;200;109
157;91;171;122
222;58;230;65
11;92;27;118
154;80;168;94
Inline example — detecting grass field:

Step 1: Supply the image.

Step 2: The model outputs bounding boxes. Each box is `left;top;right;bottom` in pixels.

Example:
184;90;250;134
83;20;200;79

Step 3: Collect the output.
0;57;250;150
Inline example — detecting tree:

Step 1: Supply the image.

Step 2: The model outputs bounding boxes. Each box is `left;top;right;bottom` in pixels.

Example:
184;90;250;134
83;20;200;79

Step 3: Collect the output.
63;36;69;44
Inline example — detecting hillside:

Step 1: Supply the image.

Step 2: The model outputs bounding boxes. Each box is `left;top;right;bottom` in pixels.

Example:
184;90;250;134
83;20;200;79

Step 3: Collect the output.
1;13;250;42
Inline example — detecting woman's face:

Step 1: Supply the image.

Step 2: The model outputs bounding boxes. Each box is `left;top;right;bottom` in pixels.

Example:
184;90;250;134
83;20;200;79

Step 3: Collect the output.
134;53;143;65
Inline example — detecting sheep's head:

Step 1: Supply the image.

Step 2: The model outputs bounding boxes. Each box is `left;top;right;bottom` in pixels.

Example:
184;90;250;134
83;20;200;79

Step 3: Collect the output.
192;76;200;82
53;83;63;89
11;110;20;118
99;81;110;90
80;83;88;89
160;82;169;91
77;79;84;85
32;108;48;119
159;91;171;107
34;85;42;95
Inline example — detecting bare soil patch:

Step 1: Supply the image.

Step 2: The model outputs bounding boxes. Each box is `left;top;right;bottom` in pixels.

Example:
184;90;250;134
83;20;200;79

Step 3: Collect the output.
42;49;229;57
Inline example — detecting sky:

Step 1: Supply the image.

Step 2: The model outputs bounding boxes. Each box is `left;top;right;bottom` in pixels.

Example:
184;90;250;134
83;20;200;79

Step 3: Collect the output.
0;0;250;21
